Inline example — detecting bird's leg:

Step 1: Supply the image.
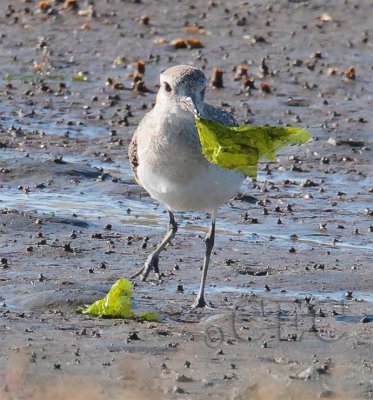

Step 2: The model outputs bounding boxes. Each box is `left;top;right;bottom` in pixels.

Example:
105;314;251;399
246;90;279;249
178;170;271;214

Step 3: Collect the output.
131;210;177;281
192;212;216;308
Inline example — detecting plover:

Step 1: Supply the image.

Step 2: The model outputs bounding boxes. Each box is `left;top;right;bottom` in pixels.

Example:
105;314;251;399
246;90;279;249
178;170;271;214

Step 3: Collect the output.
129;65;245;308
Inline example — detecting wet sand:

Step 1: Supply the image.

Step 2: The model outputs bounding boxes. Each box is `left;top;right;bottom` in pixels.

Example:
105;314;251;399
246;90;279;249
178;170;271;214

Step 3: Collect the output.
1;1;373;399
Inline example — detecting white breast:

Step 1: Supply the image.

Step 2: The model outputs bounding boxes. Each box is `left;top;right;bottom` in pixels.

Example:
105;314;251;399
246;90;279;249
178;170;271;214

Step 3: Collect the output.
137;159;245;212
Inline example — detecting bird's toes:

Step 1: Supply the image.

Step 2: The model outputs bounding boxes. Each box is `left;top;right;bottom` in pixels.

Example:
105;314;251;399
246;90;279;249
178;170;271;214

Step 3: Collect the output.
191;297;213;309
130;269;144;280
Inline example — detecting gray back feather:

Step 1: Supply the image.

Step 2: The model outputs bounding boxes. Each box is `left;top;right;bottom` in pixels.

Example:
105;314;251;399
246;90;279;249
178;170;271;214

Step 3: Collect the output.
202;103;238;128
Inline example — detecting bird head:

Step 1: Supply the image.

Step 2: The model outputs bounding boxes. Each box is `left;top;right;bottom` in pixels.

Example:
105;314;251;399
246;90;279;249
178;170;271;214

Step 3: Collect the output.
157;65;207;116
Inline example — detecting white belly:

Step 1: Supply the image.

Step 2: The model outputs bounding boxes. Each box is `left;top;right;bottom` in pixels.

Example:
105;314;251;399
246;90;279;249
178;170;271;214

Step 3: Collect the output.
137;160;245;212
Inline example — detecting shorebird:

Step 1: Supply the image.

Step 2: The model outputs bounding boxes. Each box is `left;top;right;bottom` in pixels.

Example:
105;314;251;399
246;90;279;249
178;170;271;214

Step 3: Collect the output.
129;65;245;308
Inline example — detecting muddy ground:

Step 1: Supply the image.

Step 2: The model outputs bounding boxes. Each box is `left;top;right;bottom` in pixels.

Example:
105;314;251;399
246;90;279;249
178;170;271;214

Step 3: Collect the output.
0;0;373;399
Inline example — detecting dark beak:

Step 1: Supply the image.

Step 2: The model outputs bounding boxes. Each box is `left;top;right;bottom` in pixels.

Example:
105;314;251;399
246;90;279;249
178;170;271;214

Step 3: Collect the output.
182;96;200;117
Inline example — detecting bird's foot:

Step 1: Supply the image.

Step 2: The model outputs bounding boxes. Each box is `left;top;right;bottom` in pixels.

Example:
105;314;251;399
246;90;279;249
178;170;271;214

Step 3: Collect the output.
130;255;162;282
191;296;213;309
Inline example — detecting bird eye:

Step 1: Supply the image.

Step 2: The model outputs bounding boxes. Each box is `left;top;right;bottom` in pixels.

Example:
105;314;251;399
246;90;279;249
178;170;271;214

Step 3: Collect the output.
164;82;172;92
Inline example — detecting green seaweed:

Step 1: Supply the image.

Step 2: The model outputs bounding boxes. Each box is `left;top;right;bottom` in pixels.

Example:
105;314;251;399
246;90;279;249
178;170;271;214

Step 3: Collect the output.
80;278;159;322
195;117;311;178
3;73;87;82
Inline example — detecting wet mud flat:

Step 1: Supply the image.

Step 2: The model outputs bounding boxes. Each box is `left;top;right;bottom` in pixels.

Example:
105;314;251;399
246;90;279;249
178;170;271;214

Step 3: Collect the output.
1;0;373;399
